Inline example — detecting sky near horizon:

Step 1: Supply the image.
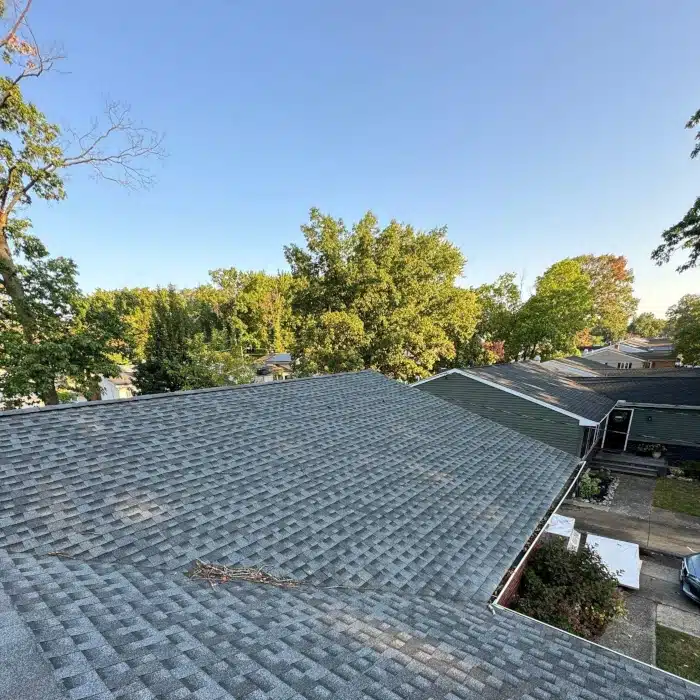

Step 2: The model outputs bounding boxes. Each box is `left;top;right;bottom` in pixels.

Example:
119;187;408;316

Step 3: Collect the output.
23;1;700;315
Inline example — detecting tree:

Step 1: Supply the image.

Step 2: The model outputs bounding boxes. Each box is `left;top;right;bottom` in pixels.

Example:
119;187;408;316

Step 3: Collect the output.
667;294;700;365
507;259;593;361
652;108;700;271
0;226;122;407
574;255;637;342
456;273;520;366
628;312;667;338
0;2;162;402
133;287;193;394
133;287;254;395
285;209;479;381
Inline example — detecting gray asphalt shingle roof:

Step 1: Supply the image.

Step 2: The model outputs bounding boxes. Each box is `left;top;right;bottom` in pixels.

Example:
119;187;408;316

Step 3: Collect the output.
0;370;698;699
467;362;616;422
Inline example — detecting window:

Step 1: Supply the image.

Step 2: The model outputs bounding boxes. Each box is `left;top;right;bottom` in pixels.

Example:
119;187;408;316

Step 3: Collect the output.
617;362;632;369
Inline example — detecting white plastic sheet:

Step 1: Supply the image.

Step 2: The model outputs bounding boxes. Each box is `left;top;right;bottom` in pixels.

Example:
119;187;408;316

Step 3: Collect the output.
586;534;640;589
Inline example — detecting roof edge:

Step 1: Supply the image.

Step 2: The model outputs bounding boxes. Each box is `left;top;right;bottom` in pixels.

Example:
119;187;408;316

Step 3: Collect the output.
0;369;381;420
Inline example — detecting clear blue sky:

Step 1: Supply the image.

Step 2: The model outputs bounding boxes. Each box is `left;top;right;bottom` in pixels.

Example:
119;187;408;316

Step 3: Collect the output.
25;0;700;315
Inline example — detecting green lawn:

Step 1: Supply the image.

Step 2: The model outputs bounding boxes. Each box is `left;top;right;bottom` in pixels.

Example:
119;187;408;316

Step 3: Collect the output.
653;478;700;518
656;625;700;683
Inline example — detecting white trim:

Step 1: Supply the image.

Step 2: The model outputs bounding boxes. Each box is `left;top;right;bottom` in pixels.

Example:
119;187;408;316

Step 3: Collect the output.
489;602;700;691
617;401;700;410
412;369;598;426
602;407;634;450
494;459;587;606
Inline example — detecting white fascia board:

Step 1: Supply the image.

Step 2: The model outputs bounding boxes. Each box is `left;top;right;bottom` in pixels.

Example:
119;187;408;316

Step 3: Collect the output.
617;401;700;410
413;368;598;426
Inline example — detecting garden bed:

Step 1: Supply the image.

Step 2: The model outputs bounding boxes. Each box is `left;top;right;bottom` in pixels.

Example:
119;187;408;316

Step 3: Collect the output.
573;468;619;505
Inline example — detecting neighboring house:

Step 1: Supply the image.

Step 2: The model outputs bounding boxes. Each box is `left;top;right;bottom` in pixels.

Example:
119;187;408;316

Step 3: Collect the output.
1;371;697;699
99;368;136;400
576;375;700;460
253;351;293;383
414;362;616;457
581;345;647;369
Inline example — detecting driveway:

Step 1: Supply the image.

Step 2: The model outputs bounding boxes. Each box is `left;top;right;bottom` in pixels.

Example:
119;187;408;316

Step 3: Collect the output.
599;553;700;665
559;475;700;557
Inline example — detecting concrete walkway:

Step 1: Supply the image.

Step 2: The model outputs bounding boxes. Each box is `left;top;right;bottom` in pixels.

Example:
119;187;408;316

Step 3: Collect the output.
559;501;700;557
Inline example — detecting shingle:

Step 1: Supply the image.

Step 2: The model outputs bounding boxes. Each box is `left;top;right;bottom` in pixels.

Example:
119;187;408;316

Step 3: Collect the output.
466;362;616;421
0;371;578;602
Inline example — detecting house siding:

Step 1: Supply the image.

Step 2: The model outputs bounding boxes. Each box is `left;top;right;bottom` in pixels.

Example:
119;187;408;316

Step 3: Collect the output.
628;407;700;447
583;349;646;368
416;374;585;455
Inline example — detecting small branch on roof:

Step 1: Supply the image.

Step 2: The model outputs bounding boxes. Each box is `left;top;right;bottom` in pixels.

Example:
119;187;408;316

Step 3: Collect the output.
46;551;74;558
185;560;299;588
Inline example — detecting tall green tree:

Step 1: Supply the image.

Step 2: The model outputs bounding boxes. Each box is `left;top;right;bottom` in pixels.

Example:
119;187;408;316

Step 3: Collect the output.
133;287;193;394
507;260;594;361
0;3;161;402
667;294;700;365
574;255;637;342
628;312;667;338
0;227;123;407
652;108;700;271
285;209;479;380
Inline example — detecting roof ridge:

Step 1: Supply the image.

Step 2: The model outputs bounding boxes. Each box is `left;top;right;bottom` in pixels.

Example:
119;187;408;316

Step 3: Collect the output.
0;369;380;420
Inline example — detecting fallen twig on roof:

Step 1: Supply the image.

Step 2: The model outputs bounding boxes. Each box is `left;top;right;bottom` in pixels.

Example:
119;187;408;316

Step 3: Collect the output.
185;560;299;588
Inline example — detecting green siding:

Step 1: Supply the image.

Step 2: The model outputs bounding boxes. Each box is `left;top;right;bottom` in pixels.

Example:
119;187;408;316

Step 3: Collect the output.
416;374;584;455
628;407;700;447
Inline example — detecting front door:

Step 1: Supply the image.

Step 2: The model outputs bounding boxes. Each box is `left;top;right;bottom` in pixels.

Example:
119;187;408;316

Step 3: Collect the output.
603;409;633;451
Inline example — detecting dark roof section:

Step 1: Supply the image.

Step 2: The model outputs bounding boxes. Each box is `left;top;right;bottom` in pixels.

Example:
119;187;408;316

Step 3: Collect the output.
576;375;700;406
546;355;606;373
2;550;699;700
467;362;616;422
0;370;578;603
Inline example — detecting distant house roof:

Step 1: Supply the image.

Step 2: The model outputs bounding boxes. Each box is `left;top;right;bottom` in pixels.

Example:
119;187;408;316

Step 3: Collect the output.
461;361;617;423
267;352;292;363
541;355;605;375
576;376;700;406
638;348;679;360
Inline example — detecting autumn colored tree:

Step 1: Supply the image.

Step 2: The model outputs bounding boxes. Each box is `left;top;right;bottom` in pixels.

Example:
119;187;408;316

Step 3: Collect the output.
653;109;700;271
574;255;637;342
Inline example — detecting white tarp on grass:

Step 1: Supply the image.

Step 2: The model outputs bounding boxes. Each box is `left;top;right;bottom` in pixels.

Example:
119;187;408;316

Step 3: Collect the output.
586;534;641;589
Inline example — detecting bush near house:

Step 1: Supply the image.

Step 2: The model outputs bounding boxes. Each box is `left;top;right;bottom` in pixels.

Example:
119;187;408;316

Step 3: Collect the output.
678;461;700;481
511;539;625;640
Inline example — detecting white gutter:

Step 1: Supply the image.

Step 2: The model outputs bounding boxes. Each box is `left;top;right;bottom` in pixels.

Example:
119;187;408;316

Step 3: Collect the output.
493;459;588;606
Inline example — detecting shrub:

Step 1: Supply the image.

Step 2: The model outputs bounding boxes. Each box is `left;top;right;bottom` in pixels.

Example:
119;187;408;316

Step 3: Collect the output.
678;461;700;481
578;471;601;499
512;539;625;639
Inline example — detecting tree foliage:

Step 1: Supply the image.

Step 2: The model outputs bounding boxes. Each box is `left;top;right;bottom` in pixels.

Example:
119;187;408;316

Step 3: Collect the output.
512;539;625;639
507;259;594;361
628;311;666;338
667;294;700;365
652;108;700;272
285;208;479;380
0;227;123;407
575;255;637;342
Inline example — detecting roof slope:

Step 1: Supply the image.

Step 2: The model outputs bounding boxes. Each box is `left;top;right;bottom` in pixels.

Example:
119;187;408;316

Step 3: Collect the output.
467;362;616;422
2;550;698;700
0;370;578;602
576;376;700;406
1;371;698;699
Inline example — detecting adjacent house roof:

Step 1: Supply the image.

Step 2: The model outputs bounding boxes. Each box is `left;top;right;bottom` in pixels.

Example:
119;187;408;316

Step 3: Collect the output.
0;371;697;699
463;362;616;422
541;355;605;376
576;375;700;406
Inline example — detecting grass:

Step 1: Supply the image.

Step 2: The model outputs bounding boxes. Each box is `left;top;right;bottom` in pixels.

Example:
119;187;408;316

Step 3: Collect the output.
653;478;700;518
656;625;700;684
